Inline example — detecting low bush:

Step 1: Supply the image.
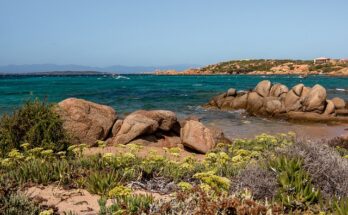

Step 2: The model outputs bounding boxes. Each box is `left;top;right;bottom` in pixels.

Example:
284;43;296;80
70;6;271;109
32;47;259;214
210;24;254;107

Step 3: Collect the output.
269;156;321;210
99;194;154;215
285;140;348;198
231;164;278;200
0;193;43;215
0;99;70;157
150;187;283;214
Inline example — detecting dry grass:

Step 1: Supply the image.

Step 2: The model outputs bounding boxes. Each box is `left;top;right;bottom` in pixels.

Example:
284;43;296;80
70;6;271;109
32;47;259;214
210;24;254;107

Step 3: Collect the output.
231;164;278;200
285;140;348;198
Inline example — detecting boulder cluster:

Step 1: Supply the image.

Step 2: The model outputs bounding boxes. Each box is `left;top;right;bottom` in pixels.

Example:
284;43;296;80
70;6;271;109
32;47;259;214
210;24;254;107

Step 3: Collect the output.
56;98;229;154
206;80;348;122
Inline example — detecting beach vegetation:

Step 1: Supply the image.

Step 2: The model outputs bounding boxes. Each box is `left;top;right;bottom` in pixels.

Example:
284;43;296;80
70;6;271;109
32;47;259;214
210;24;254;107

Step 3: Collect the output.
0;99;70;157
0;100;347;214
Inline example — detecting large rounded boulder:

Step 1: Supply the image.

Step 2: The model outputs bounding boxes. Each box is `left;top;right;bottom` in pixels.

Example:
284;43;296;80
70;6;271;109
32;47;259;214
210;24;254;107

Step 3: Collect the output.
180;120;216;154
255;80;272;97
323;100;335;115
57;98;117;145
113;110;177;145
246;92;264;114
284;90;301;112
264;97;284;115
270;84;289;97
232;93;249;109
292;84;304;96
332;97;346;109
302;84;327;112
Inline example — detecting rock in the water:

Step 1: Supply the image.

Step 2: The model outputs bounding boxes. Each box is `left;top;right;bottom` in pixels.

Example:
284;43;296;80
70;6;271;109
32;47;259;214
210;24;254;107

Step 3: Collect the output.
302;84;327;112
181;120;215;153
270;84;289;97
247;92;264;114
232;93;249;109
292;84;304;96
57;98;117;145
255;80;272;97
300;87;311;99
113;112;159;145
332;97;346;109
221;96;235;109
323;100;335;115
264;98;283;114
227;88;237;97
284;90;301;112
210;93;227;108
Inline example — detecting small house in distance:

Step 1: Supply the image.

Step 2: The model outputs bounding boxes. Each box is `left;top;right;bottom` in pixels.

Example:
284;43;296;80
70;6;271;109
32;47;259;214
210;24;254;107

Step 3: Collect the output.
314;57;330;64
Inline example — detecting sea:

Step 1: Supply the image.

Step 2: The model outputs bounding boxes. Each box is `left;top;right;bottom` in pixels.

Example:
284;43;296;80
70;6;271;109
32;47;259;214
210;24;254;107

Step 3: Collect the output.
1;74;348;140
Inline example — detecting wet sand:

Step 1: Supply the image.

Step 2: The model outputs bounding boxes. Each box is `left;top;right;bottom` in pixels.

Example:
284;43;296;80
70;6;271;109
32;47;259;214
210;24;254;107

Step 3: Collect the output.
178;109;348;141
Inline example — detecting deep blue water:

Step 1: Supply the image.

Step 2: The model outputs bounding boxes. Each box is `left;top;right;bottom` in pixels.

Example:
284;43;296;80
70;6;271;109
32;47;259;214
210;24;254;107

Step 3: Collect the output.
1;74;348;139
1;74;348;115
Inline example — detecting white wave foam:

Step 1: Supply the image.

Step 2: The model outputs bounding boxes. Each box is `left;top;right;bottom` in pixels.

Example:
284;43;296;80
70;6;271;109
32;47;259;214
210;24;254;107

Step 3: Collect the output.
113;75;130;80
336;88;346;91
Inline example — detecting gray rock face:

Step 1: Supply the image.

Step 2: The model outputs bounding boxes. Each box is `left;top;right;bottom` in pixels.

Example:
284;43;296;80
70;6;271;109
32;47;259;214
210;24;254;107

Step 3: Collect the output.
181;120;216;154
302;84;327;112
255;80;272;97
57;98;117;145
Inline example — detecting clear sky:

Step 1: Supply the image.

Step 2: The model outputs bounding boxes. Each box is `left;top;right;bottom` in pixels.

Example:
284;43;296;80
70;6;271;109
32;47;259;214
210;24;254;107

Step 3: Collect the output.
1;0;347;67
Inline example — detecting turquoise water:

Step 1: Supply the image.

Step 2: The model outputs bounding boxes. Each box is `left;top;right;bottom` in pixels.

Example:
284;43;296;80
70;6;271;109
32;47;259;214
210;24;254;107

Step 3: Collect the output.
1;74;348;139
1;75;348;115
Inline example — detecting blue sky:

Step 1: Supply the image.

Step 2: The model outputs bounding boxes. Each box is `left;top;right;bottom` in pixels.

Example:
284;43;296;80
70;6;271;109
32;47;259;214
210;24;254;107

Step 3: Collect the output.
0;0;347;67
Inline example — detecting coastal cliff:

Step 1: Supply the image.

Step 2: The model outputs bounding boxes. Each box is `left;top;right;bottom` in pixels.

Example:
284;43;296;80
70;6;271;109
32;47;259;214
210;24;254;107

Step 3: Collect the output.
154;59;348;76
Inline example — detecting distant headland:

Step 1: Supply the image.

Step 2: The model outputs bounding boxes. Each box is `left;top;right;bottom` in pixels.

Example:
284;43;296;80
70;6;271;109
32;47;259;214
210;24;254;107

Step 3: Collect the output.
154;58;348;76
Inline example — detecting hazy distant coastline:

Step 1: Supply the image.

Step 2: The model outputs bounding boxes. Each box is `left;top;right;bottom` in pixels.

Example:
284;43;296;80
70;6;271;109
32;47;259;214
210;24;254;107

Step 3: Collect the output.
0;64;198;74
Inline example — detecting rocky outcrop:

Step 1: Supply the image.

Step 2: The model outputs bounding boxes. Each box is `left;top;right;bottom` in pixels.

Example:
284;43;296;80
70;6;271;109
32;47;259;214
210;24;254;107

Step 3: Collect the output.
205;80;348;123
57;98;117;145
57;98;230;154
109;109;227;153
180;120;216;153
332;97;346;109
302;84;327;112
112;110;177;145
255;80;271;97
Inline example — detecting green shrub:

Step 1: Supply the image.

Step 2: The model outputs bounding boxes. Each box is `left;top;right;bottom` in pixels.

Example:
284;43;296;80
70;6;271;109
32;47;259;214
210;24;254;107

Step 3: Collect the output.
333;197;348;215
0;99;70;157
269;156;321;209
85;171;122;196
7;158;71;185
0;193;42;215
99;194;154;215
